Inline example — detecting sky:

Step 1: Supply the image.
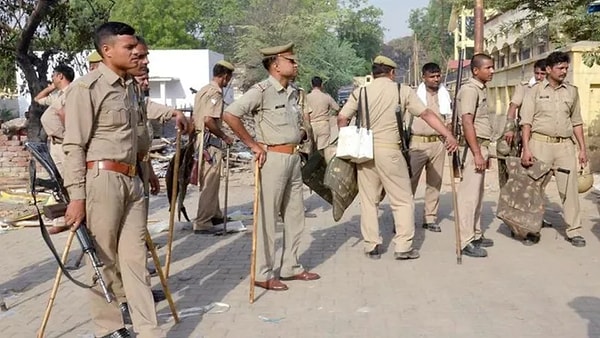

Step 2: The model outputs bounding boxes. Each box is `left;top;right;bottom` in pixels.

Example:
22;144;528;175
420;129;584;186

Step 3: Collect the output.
368;0;430;42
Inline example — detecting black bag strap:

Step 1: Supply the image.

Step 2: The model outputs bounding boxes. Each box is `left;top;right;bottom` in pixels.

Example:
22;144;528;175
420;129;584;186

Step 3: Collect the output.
364;87;371;130
355;87;363;128
395;83;405;137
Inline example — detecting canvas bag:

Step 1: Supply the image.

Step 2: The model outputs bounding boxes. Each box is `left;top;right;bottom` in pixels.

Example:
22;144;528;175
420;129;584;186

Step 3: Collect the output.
336;87;373;163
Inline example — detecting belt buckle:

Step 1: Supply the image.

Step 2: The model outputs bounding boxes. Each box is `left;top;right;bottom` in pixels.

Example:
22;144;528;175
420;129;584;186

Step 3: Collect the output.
128;164;136;177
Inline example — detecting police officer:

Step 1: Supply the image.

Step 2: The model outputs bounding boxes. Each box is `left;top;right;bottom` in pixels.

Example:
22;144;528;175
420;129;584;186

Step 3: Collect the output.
222;43;320;291
88;50;103;71
192;60;235;234
520;51;588;248
456;53;495;258
499;59;547;187
338;56;458;260
37;64;75;174
409;62;452;233
63;22;164;338
306;76;339;151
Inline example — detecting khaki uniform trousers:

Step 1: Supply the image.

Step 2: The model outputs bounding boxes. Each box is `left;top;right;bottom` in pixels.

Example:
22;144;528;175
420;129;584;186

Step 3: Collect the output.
255;151;305;281
357;146;414;253
458;145;490;248
310;120;331;150
111;161;151;306
529;138;581;238
49;140;64;175
194;146;224;230
409;140;446;224
85;167;163;337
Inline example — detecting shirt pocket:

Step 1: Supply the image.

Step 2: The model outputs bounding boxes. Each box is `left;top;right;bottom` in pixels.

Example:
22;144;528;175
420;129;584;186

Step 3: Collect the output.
563;99;574;113
262;106;289;127
536;98;553;112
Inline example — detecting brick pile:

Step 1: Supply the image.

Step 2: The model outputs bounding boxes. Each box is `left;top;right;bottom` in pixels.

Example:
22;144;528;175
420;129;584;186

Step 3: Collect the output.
0;133;30;178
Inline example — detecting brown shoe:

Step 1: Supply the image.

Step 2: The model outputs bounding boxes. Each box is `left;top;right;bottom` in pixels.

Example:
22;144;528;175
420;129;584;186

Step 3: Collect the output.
280;270;321;281
254;278;288;291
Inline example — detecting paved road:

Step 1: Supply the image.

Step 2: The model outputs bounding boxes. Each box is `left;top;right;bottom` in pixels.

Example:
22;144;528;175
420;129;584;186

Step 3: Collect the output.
1;162;600;338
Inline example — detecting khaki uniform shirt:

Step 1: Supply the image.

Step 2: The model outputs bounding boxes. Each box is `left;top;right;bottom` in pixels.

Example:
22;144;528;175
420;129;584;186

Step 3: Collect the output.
137;98;174;154
40;89;67;141
510;81;530;107
193;81;223;132
519;79;583;138
306;88;339;123
63;63;141;200
35;90;63;106
227;76;303;145
339;77;427;145
411;90;444;136
456;77;493;140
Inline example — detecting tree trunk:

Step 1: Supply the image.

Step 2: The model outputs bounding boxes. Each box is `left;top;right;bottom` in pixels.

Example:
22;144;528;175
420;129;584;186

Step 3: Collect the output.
15;0;53;142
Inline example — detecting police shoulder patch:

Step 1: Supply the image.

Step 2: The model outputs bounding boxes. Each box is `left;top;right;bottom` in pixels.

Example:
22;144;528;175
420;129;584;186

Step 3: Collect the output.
254;79;271;92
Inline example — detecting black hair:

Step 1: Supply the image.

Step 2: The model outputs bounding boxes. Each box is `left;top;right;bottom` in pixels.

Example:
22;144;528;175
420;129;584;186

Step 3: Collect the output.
135;35;147;47
372;63;393;78
422;62;441;75
311;76;323;87
470;53;493;72
213;64;233;77
94;22;136;56
53;64;75;82
545;51;570;68
262;56;277;70
533;59;547;70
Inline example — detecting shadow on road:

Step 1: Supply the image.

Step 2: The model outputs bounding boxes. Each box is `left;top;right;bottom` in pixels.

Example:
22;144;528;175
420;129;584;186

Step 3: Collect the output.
569;296;600;338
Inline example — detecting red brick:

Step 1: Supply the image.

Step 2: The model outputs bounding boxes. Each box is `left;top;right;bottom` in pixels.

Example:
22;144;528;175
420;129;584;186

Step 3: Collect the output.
2;152;17;158
0;135;7;142
6;140;23;146
7;145;25;152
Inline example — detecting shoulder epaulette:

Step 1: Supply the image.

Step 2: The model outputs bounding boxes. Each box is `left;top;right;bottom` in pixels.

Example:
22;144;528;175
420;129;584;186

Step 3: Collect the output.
76;70;101;89
254;79;271;92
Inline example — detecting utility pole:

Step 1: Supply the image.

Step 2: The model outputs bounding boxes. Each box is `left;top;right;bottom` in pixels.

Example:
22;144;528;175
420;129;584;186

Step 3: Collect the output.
413;34;419;87
474;0;484;53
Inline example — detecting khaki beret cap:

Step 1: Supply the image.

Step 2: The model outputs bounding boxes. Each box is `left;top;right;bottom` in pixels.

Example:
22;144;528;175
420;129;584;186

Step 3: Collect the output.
88;51;102;63
259;42;296;59
216;60;235;71
373;55;397;69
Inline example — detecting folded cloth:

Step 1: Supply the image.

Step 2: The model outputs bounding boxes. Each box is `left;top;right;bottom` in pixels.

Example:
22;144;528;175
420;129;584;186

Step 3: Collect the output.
416;82;452;118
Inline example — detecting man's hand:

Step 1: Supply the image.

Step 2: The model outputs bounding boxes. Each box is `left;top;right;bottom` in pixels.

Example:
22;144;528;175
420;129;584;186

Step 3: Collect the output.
503;130;515;145
173;110;190;134
46;83;56;91
149;166;160;195
250;143;267;168
444;135;459;153
65;199;86;230
579;149;588;168
473;152;488;172
521;149;534;167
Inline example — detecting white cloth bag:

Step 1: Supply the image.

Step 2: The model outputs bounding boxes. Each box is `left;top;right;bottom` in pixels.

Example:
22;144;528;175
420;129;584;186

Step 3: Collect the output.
336;87;373;163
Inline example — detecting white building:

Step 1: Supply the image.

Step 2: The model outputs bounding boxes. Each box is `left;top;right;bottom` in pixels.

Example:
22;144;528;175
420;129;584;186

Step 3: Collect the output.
16;49;228;116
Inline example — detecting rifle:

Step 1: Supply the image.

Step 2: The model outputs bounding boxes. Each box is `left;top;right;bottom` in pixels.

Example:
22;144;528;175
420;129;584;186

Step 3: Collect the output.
396;84;412;177
451;49;466;178
26;142;112;303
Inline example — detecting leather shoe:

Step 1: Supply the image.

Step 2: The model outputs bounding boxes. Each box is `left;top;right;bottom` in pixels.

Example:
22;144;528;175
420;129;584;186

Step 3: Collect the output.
473;236;494;247
194;227;219;235
152;289;166;303
100;328;130;338
422;223;441;232
280;270;320;281
254;279;288;291
567;235;586;247
211;217;232;225
365;245;381;260
119;303;131;325
542;219;552;228
394;248;420;260
522;233;540;246
462;243;487;258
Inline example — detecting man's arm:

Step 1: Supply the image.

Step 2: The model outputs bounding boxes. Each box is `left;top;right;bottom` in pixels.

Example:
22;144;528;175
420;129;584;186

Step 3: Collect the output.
222;112;265;166
62;83;95;228
34;83;56;105
204;116;233;144
146;100;189;134
571;90;587;167
337;88;359;128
